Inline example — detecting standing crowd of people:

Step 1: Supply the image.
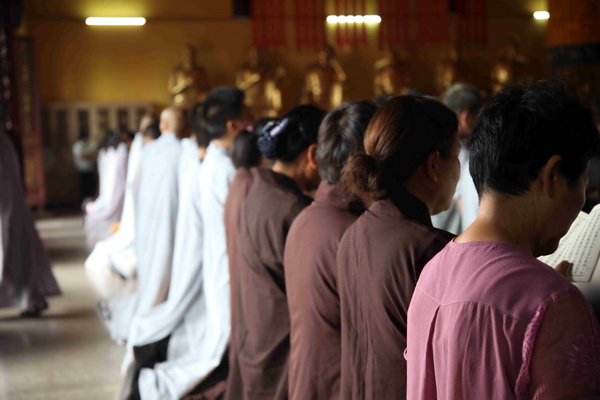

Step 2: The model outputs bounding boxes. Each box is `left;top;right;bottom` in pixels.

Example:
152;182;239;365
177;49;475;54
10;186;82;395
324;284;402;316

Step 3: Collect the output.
78;81;600;399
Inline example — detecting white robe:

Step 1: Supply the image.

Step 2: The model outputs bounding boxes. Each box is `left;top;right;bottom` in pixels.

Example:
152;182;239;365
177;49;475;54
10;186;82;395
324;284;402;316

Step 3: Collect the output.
84;143;128;248
137;142;234;400
85;133;144;284
107;132;181;343
0;131;60;307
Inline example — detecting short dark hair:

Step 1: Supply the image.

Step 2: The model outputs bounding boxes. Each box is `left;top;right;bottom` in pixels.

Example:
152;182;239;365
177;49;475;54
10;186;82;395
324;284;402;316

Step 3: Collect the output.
201;87;245;140
470;83;600;196
231;129;262;169
257;105;326;163
341;96;458;203
317;101;377;184
144;122;161;140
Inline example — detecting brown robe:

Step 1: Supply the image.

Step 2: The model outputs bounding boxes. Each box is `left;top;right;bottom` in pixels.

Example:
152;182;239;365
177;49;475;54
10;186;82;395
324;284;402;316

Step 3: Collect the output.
336;192;454;399
284;181;361;400
224;167;257;329
226;168;312;400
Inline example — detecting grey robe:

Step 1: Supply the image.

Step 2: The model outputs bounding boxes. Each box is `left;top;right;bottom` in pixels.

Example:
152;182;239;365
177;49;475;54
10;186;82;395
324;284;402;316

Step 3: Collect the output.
0;131;60;307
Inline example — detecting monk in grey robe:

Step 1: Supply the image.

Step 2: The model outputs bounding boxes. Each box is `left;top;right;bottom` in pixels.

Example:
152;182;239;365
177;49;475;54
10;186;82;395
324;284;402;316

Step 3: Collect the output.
0;129;60;316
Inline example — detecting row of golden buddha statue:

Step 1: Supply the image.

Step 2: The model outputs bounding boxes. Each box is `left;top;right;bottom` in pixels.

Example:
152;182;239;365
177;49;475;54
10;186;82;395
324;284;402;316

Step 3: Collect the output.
169;44;530;117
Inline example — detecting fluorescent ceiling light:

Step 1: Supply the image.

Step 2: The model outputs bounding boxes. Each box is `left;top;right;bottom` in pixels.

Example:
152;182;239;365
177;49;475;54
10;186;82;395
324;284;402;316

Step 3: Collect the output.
533;11;550;20
326;15;381;24
364;15;382;24
86;17;146;26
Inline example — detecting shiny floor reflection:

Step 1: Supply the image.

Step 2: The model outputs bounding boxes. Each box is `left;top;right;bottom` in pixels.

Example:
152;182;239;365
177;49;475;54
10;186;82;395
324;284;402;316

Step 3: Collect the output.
0;216;124;400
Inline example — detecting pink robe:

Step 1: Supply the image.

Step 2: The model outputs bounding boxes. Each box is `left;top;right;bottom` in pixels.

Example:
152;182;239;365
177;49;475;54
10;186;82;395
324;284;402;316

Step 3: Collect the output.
406;240;600;399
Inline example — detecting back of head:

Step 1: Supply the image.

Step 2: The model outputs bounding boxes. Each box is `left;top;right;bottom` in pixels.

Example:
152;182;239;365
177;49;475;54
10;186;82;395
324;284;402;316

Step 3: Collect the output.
231;129;262;169
258;105;326;163
470;82;599;196
201;86;245;140
144;122;161;141
160;106;186;136
317;101;377;184
341;96;458;203
139;113;158;134
442;84;482;116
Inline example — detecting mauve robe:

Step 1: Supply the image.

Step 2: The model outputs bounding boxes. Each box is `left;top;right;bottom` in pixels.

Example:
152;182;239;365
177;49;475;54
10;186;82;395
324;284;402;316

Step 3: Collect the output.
0;131;60;307
284;181;361;400
336;193;453;399
406;241;600;399
227;168;312;400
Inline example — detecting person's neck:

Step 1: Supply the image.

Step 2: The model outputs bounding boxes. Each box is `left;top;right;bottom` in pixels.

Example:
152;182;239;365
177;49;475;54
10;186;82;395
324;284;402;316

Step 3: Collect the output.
402;172;436;215
457;193;541;256
212;137;233;150
272;161;307;192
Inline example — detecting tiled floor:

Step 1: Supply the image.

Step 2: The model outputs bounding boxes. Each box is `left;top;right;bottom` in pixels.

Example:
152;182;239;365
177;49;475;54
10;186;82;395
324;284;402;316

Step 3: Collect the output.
0;216;125;400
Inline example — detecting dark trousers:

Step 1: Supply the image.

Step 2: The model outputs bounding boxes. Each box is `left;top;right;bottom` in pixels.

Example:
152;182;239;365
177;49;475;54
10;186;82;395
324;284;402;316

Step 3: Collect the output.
78;171;97;202
128;335;171;400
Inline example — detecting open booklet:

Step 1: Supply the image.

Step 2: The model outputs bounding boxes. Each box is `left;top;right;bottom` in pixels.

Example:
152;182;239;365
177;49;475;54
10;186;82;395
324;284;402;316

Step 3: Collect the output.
538;204;600;284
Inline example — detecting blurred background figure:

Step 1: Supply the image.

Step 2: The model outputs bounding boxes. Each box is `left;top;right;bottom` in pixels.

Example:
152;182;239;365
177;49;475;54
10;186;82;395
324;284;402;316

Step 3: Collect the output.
0;128;61;317
431;84;483;234
72;129;99;205
84;131;128;248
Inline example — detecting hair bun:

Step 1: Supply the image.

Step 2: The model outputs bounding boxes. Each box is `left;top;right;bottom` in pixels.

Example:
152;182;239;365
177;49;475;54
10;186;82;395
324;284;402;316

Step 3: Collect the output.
257;118;287;159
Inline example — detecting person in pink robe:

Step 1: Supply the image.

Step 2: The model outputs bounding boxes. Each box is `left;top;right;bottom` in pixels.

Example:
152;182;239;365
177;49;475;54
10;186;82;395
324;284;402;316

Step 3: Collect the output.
406;83;600;398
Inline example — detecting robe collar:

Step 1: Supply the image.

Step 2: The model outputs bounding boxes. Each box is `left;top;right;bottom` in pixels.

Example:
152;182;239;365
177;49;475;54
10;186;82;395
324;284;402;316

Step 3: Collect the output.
315;181;365;216
259;168;310;202
370;190;432;227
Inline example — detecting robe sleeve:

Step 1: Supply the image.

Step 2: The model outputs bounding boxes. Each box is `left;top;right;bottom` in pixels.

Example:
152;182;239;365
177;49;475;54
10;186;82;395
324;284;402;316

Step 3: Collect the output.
528;292;600;399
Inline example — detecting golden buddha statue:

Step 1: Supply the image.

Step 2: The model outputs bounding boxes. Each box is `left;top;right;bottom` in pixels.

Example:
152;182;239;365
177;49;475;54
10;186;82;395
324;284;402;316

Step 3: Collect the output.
435;48;471;96
374;47;412;96
490;40;531;93
300;45;347;110
168;45;211;110
236;48;284;118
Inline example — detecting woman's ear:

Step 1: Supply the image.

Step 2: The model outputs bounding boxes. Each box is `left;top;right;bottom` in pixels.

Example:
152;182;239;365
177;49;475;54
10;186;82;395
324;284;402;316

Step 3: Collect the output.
539;155;563;199
425;150;441;183
306;144;318;170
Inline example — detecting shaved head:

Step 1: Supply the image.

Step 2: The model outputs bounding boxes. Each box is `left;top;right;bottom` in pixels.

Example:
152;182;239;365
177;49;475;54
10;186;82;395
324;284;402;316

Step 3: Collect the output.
138;112;157;134
160;106;186;136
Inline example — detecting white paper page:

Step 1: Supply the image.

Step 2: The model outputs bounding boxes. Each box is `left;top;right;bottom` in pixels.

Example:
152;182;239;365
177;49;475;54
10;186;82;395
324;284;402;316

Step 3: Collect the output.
539;206;600;282
539;211;588;268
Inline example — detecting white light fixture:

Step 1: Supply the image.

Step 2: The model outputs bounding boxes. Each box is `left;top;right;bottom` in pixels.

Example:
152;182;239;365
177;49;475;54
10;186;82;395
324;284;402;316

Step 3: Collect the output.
85;17;146;26
326;15;382;24
533;11;550;20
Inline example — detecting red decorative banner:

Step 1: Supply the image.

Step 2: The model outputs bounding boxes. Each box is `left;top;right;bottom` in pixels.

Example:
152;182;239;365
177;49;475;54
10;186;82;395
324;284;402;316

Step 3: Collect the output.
378;0;409;47
294;0;326;49
456;0;487;45
252;0;286;49
416;0;451;45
